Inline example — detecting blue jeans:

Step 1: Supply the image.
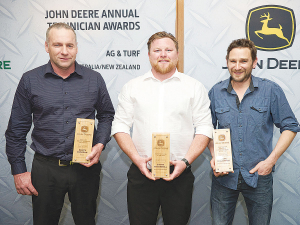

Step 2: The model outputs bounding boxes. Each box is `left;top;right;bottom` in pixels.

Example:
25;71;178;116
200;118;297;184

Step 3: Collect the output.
211;172;273;225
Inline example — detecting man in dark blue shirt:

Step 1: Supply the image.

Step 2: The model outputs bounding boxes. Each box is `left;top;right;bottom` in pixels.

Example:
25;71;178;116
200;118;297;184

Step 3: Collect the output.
208;38;300;225
5;23;114;225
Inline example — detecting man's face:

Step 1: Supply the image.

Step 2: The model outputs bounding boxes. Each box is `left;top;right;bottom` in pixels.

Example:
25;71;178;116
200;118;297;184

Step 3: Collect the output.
148;38;178;75
227;47;257;83
45;28;78;71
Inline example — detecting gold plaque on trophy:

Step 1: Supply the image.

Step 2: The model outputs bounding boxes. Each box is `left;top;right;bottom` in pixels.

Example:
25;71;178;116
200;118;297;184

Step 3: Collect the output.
152;133;170;178
72;118;94;163
213;129;233;173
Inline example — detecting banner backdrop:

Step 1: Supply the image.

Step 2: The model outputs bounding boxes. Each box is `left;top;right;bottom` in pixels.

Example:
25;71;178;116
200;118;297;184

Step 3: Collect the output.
1;0;300;224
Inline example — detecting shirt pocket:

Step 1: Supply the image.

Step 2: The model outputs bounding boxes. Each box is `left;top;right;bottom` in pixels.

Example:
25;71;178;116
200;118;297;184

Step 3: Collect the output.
249;105;268;126
215;107;232;128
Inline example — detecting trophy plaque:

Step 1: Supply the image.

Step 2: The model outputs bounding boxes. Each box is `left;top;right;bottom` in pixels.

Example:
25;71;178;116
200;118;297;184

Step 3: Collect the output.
213;129;233;173
72;118;94;163
152;133;170;178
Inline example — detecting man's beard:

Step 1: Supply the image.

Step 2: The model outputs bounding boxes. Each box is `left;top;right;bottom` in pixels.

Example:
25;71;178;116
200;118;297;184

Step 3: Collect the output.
231;69;252;83
151;59;177;74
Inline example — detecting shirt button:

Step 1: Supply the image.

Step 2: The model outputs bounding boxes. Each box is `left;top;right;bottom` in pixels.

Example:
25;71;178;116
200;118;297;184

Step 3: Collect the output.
241;167;243;169
240;153;242;155
66;136;69;139
66;121;69;124
65;92;67;94
239;110;242;113
239;125;242;127
239;139;242;142
65;106;69;110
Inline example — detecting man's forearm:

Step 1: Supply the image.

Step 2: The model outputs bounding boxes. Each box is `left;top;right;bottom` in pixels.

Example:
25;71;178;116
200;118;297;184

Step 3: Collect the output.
266;130;296;165
5;135;28;175
114;132;154;180
113;132;140;163
184;134;210;164
95;111;115;146
208;139;214;157
250;130;297;175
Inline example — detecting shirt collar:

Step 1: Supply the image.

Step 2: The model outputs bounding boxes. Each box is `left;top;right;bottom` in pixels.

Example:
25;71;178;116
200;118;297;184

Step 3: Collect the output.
143;69;181;81
44;61;83;77
226;75;256;93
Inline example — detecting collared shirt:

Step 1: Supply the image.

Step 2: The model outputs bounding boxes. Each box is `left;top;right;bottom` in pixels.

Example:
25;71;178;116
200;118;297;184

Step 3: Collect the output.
5;61;115;175
209;75;300;189
111;70;213;166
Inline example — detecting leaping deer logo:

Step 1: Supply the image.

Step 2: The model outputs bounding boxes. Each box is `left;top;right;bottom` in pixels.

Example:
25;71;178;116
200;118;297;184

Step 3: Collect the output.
255;12;290;44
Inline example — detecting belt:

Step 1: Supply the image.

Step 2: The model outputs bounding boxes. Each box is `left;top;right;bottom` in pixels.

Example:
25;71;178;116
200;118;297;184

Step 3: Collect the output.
35;153;74;166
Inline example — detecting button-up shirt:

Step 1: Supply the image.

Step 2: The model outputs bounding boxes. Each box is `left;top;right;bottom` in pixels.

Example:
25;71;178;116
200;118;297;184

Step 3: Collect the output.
209;75;300;189
111;70;213;166
5;61;115;175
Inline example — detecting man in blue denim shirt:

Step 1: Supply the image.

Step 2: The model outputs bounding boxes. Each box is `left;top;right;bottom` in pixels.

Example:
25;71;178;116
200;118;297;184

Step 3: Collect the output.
208;39;300;225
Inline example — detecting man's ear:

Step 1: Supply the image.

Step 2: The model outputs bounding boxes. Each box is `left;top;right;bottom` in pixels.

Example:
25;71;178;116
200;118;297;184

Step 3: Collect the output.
252;57;258;69
45;41;49;53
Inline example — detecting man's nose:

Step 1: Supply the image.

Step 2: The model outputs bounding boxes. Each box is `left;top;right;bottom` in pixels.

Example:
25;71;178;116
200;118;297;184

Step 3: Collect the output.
61;46;68;55
160;50;167;57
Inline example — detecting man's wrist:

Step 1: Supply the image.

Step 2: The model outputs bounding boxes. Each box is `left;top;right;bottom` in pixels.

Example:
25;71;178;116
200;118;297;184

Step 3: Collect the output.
181;158;191;170
11;163;27;176
265;153;277;166
94;142;104;148
131;153;144;165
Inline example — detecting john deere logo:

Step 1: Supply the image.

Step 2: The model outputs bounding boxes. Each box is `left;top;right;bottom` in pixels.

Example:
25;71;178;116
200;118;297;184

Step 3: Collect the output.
157;140;164;146
218;135;225;141
246;5;296;51
81;126;89;132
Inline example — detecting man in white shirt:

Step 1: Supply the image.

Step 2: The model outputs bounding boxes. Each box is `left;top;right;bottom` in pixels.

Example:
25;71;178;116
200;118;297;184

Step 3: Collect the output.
111;31;213;225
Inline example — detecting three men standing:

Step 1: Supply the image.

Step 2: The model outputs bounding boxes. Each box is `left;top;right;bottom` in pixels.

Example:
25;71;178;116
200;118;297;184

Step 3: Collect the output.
5;22;299;225
112;32;213;224
209;39;299;225
5;23;114;224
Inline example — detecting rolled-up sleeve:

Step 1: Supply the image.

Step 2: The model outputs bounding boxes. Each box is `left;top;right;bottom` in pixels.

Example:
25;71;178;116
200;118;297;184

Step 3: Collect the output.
271;84;300;133
192;82;214;139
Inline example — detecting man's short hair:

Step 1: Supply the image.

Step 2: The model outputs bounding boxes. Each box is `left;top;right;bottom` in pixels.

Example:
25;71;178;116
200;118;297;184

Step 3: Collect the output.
46;23;77;44
226;38;257;61
147;31;178;52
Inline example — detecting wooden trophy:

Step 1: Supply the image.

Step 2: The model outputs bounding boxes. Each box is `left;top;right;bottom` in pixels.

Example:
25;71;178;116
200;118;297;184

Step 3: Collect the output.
72;118;94;163
152;133;170;178
213;129;233;173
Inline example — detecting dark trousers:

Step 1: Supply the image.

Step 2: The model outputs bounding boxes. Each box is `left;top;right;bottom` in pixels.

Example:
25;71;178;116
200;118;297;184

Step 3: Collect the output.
31;154;101;225
127;163;195;225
